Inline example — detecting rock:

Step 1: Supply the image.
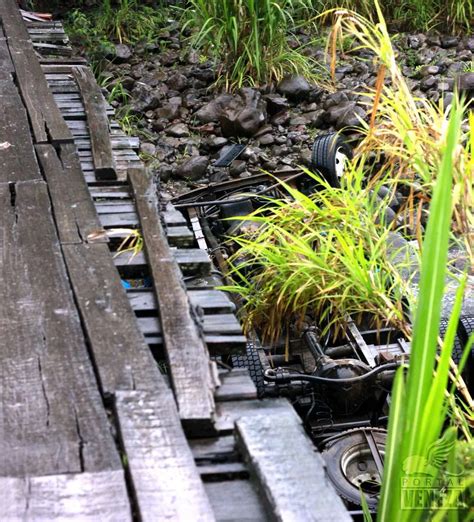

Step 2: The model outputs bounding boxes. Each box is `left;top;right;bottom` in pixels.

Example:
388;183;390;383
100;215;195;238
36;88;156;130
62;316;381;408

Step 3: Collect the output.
166;123;190;138
258;133;275;146
219;88;267;137
271;111;290;126
303;109;325;126
277;75;311;101
407;35;423;49
419;65;440;77
229;160;247;178
168;72;188;91
323;91;349;109
195;94;234;123
466;38;474;51
155;98;182;121
420;75;437;91
175;156;209;180
158;164;174;183
299;148;312;166
426;35;441;47
130;82;161;112
206;136;228;149
457;72;474;93
289;116;307;126
140;142;156;157
264;94;289;115
114;43;132;62
440;36;459;48
326;101;365;130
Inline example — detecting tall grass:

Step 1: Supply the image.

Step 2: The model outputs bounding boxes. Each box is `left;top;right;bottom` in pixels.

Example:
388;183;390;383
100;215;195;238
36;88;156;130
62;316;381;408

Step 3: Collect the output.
222;161;413;345
316;0;472;33
328;3;473;263
182;0;322;89
377;98;473;522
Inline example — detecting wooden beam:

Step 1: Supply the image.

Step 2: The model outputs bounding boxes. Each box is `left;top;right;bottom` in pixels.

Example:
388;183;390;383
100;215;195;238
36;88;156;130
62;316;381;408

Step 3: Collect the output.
0;471;131;521
115;390;215;522
128;168;216;434
62;242;167;397
0;180;120;476
73;66;116;180
236;408;351;522
0;0;72;143
35;143;106;244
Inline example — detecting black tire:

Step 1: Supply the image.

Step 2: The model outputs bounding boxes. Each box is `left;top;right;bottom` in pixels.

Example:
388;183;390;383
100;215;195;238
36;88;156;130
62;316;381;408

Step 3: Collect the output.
231;341;265;398
439;318;464;365
458;316;474;391
322;429;386;509
310;133;353;188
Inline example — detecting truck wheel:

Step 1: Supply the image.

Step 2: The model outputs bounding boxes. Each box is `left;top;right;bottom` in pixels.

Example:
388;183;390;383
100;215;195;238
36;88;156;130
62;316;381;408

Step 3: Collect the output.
310;133;353;188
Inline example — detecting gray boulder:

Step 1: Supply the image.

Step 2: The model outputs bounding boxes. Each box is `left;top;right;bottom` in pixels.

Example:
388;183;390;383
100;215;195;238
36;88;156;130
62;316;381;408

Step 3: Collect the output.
219;88;267;137
277;75;311;101
175;156;209;181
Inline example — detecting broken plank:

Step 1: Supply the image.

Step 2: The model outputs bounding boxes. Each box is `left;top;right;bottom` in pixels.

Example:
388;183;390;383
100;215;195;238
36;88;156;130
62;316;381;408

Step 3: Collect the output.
236;409;351;522
0;471;131;521
0;180;120;476
73;66;116;180
128;167;216;433
35;143;106;243
115;390;215;522
62;242;167;397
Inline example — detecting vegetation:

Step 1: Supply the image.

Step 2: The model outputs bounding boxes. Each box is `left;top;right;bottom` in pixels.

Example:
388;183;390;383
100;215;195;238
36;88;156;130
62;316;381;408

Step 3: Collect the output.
317;0;472;33
181;0;323;89
222;165;412;345
329;3;473;266
66;0;166;71
377;99;473;522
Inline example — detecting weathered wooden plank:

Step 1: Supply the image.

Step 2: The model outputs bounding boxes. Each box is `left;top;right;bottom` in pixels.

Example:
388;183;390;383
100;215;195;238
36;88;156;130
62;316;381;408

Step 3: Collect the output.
0;0;72;143
215;369;257;402
190;436;236;461
115;390;215;522
167;225;195;247
198;462;248;480
128;168;216;432
127;288;235;314
0;180;120;476
73;66;116;180
62;242;167;397
35;143;106;243
205;480;270;522
0;471;131;521
0;86;42;182
214;398;295;434
236;409;351;522
114;248;211;276
136;315;243;336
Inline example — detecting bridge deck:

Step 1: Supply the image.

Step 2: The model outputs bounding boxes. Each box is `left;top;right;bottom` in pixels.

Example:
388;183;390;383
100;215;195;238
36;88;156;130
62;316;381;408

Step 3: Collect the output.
0;2;350;520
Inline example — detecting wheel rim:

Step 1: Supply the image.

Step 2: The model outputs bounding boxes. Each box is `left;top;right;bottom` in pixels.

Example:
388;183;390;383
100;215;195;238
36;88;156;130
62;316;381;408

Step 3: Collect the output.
335;148;349;179
340;443;384;497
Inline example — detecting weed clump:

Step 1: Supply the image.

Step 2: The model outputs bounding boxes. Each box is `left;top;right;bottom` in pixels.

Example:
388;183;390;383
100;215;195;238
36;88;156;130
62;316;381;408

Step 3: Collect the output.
182;0;322;89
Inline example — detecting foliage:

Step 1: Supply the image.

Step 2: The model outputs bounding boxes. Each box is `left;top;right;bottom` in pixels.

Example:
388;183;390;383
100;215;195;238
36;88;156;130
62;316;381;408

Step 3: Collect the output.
329;3;473;263
66;0;166;71
181;0;324;89
316;0;472;33
222;163;413;345
377;99;474;522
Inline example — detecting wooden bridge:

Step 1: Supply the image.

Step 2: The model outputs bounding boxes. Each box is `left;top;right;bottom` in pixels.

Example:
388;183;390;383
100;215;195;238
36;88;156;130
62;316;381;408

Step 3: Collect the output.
0;1;350;519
